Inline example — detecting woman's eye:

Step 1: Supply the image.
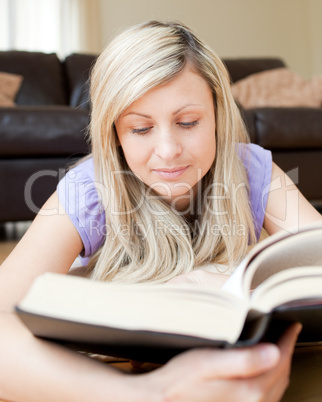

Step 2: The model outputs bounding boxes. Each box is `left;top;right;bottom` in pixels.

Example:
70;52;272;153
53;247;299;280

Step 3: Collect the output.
131;127;152;135
178;121;199;129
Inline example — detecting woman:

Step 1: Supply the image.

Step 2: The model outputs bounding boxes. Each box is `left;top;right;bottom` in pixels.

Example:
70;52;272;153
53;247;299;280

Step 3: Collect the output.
0;20;320;401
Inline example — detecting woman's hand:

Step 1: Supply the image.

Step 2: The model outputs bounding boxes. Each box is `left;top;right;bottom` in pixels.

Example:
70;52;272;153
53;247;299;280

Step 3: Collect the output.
136;323;301;402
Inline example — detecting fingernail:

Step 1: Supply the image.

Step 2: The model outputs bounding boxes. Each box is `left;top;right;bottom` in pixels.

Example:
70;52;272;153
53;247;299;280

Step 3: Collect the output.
295;323;303;336
259;344;280;366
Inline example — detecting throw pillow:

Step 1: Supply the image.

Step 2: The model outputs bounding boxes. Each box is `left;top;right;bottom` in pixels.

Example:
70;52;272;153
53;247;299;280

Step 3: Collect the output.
0;72;23;107
231;68;322;109
310;74;322;106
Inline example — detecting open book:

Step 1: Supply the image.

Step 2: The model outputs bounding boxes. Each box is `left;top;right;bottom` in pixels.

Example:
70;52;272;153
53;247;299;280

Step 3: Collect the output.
16;223;322;363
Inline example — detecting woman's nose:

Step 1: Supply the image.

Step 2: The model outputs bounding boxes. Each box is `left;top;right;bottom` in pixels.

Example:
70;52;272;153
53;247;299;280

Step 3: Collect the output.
154;133;183;160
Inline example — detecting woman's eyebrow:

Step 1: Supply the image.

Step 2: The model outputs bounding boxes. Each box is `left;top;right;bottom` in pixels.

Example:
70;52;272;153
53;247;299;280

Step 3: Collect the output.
173;104;202;115
123;104;203;119
123;112;151;118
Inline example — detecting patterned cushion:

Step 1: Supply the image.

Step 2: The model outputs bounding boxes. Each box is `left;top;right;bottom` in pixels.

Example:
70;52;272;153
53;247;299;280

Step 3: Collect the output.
0;72;23;107
231;68;322;109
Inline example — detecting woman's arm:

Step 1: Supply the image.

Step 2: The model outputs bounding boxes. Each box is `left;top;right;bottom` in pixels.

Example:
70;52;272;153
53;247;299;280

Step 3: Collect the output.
0;191;142;402
137;323;301;402
0;189;301;401
0;191;84;311
0;312;144;402
168;162;322;288
264;162;322;235
0;311;300;402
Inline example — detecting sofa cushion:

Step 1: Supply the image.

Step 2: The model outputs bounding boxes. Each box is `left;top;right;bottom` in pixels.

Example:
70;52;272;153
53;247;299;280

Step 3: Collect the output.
0;72;23;106
0;106;90;156
223;58;286;83
231;68;322;108
244;108;322;149
272;150;322;202
0;51;67;106
64;53;97;109
0;158;80;221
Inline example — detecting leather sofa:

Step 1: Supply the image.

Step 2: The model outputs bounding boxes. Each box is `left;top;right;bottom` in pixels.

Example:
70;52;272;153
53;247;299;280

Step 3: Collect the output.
225;58;322;211
0;51;95;222
0;52;321;223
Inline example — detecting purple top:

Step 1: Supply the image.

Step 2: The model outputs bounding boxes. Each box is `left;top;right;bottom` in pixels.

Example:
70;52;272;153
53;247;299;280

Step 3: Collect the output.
57;144;272;265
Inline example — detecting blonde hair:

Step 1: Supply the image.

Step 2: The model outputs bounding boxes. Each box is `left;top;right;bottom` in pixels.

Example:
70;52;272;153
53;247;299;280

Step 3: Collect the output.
88;20;256;283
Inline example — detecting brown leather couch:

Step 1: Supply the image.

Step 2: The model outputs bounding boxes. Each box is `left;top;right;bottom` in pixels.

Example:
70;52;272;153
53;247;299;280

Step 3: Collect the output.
0;52;321;223
0;51;95;222
225;58;322;210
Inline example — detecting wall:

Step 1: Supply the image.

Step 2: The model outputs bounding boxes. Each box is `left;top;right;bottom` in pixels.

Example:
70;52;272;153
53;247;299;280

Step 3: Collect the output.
99;0;319;79
308;0;322;76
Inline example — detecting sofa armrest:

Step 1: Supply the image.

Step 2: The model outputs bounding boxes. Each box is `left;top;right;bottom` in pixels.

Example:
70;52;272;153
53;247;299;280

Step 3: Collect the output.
0;50;67;106
0;106;90;157
64;53;97;109
242;107;322;149
223;58;286;83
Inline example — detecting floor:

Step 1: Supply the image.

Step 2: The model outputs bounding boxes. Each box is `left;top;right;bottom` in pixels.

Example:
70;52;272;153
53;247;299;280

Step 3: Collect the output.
0;221;31;264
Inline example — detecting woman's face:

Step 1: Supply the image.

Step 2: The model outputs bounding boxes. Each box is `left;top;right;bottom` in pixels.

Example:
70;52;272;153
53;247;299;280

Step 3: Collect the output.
115;66;216;212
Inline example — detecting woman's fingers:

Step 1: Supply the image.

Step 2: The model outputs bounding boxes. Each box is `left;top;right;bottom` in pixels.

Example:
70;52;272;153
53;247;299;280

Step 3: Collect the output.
165;343;280;380
277;322;302;360
245;323;302;402
142;324;302;402
144;344;280;402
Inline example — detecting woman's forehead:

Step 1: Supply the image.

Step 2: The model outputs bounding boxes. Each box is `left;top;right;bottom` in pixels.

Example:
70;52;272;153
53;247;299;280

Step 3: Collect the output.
118;67;213;117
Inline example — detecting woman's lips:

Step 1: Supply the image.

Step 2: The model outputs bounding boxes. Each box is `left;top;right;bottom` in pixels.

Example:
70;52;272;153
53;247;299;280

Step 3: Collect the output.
152;166;189;180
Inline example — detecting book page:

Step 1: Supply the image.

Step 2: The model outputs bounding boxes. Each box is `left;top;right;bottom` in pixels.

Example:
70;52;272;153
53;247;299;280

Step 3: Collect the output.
223;224;322;302
243;226;322;294
222;258;249;299
222;227;303;298
17;273;249;344
250;266;322;312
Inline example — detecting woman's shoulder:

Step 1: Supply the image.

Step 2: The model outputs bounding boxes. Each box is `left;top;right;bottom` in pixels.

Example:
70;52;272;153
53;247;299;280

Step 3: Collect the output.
238;143;272;182
57;156;106;262
239;143;272;239
67;156;95;181
238;143;271;166
57;156;98;206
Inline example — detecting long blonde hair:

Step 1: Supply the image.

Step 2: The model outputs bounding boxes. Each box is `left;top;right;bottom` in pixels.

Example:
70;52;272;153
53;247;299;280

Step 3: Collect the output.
88;20;256;283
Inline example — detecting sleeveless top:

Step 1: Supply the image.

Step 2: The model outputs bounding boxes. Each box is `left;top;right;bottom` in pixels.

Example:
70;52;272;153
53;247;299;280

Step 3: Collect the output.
57;143;272;265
